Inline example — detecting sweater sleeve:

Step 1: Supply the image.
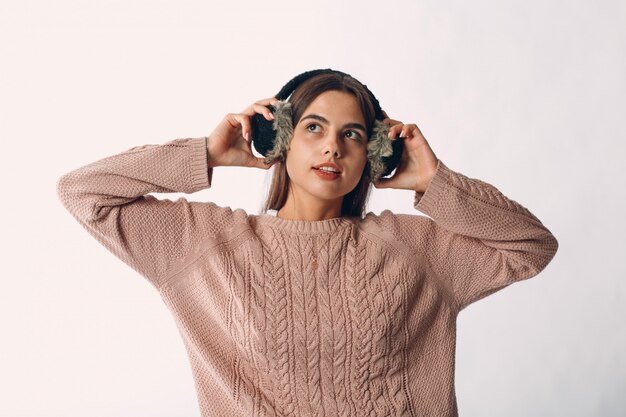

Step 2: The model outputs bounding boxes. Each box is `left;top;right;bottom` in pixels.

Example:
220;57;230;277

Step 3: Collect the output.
56;136;237;290
389;159;558;311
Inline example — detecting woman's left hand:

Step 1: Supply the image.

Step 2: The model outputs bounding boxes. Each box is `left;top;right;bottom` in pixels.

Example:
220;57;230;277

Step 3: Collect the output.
373;110;439;193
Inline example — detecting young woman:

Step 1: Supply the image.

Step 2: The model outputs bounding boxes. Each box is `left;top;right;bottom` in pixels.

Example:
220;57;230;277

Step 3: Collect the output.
57;69;558;417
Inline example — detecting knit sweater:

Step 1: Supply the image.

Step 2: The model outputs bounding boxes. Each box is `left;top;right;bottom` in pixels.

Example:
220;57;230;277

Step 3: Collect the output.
56;136;558;417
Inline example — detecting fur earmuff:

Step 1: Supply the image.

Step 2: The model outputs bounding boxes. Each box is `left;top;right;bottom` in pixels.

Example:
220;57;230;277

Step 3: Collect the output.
366;120;393;182
262;100;293;165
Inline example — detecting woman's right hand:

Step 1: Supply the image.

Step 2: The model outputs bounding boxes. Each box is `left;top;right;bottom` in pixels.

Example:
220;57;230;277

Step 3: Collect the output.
207;97;279;169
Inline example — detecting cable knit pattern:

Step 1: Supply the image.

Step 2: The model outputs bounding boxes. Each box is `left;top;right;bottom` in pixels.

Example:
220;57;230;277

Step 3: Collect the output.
57;136;558;417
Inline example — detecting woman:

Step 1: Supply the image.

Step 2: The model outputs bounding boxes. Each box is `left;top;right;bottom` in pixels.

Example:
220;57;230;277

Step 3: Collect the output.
57;69;558;417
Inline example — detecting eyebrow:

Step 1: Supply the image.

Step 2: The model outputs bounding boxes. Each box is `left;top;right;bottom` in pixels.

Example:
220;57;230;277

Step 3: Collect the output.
301;114;367;133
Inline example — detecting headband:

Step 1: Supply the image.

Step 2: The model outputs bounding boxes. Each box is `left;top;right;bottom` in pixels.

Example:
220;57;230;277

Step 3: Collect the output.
250;69;404;182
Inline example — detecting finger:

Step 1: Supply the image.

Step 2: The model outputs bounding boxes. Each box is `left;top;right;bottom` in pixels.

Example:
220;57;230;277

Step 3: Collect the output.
242;103;275;121
384;118;403;127
253;103;275;121
398;124;416;139
242;97;279;116
402;124;420;139
387;123;404;139
372;177;391;188
255;97;279;106
254;157;276;170
231;113;252;142
241;115;253;142
410;124;424;138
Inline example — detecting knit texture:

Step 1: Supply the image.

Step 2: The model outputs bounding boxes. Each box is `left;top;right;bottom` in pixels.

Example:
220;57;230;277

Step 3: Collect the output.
57;137;558;417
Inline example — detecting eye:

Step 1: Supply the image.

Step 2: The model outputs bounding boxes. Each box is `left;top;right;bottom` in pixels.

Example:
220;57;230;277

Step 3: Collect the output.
306;123;321;133
345;130;363;141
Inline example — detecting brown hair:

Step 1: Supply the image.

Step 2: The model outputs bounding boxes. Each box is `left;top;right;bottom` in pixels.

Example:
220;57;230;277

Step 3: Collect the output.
261;72;377;218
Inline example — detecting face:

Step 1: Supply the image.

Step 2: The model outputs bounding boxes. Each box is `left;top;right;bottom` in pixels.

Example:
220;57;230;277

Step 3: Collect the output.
284;90;368;207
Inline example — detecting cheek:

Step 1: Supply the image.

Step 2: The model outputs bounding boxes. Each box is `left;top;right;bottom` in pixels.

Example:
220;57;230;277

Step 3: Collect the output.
284;150;304;179
355;150;368;171
285;140;306;166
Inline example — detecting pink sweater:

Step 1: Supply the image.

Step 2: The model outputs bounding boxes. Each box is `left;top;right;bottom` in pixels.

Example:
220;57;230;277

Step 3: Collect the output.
57;136;558;417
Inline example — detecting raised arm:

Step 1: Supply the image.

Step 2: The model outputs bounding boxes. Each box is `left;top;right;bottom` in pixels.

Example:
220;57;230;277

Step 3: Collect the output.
56;137;238;289
389;160;559;311
370;112;558;311
57;98;279;289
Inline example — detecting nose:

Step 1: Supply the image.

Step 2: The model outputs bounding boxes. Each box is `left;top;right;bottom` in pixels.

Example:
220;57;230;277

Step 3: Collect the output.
322;132;343;158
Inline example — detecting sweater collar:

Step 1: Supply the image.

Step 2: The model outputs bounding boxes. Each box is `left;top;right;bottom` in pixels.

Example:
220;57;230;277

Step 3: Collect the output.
256;212;355;234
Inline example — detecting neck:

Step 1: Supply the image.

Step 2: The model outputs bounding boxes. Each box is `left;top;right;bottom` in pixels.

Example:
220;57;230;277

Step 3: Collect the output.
277;196;343;221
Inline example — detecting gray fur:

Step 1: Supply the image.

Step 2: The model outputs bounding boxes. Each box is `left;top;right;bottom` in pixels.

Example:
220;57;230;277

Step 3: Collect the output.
263;100;293;165
366;120;393;182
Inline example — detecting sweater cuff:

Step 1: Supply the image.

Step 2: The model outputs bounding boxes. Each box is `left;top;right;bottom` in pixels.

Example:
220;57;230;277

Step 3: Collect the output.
189;136;212;191
414;159;450;215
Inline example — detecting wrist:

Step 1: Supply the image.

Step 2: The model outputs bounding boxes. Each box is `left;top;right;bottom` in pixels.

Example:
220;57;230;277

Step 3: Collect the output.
205;136;216;168
415;167;437;193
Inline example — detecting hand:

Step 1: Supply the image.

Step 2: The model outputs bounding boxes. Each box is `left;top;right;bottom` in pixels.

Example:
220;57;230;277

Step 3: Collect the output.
207;97;279;169
372;110;439;193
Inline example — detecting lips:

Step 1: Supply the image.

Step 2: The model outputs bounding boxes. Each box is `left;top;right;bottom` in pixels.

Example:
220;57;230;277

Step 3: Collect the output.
313;167;341;174
313;168;340;180
312;162;342;173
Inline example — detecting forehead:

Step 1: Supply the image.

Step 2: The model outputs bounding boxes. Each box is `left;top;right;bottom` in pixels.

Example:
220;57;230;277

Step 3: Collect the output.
300;90;365;124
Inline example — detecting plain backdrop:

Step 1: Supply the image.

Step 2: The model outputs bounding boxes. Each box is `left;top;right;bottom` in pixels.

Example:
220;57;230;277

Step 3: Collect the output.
1;0;624;416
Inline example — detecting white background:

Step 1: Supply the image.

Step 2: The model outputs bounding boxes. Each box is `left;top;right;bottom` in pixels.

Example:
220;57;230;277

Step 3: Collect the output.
1;0;624;416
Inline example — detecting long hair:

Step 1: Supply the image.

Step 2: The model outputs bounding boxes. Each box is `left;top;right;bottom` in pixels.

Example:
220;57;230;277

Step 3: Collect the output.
261;72;377;218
